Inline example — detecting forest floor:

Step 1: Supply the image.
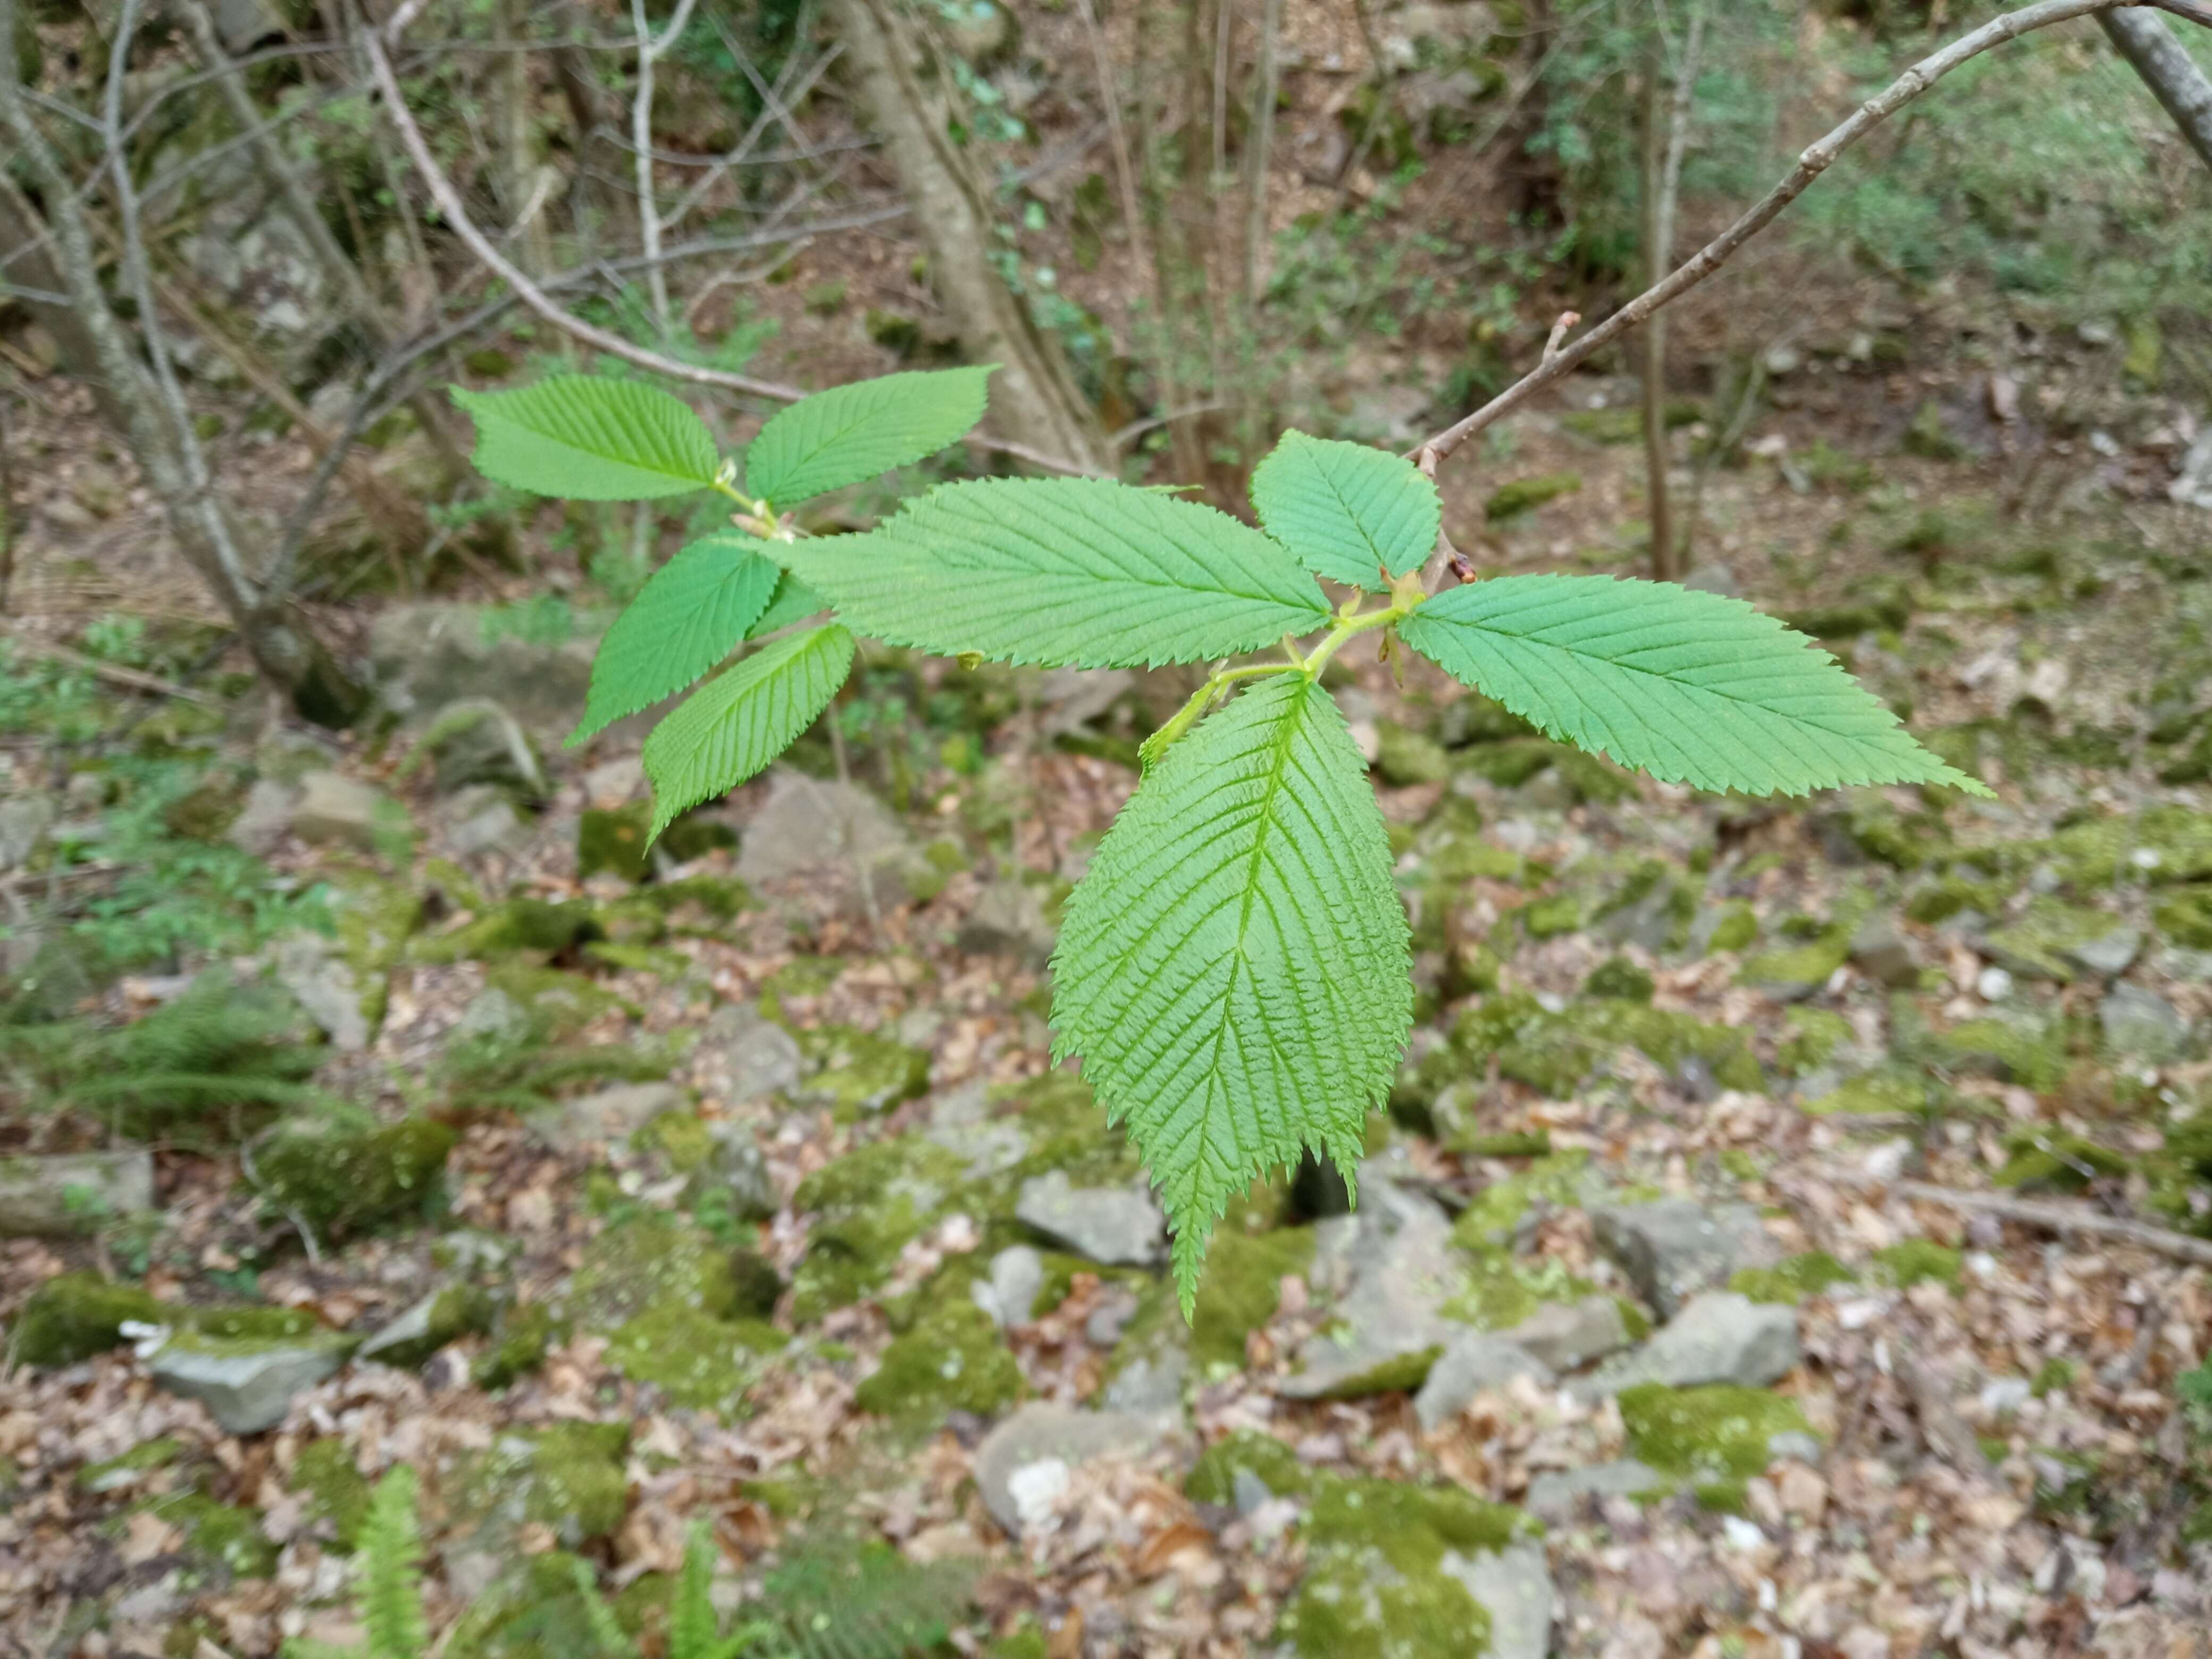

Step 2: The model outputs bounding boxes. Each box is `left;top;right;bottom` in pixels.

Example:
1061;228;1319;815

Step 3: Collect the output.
6;45;2212;1639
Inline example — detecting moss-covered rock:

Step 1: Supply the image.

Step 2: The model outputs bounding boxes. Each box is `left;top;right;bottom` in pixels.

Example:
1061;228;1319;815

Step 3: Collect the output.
578;805;653;883
1871;1239;1962;1292
789;1137;969;1320
570;1214;744;1330
14;1271;163;1366
1777;1008;1853;1076
1582;956;1654;1003
1928;1013;2067;1092
604;1301;785;1411
1187;1227;1316;1370
853;1299;1024;1422
475;1302;560;1390
292;1438;373;1552
1443;1248;1601;1332
1737;934;1848;1000
1449;1151;1591;1252
1996;1128;2130;1193
139;1490;279;1579
359;1284;497;1369
1275;1477;1533;1659
1485;472;1581;522
2035;807;2212;889
1802;1065;1947;1117
1729;1251;1856;1305
1618;1382;1814;1511
1376;723;1451;787
1184;1430;1317;1505
1455;996;1762;1101
794;1024;931;1119
414;897;604;965
454;1422;631;1546
1981;899;2119;983
2154;887;2212;949
1700;900;1758;955
252;1116;456;1239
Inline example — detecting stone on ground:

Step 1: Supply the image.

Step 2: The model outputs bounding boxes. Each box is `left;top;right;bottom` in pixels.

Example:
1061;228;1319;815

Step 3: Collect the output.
1591;1199;1774;1318
1414;1333;1555;1430
736;773;928;912
1573;1292;1799;1397
1015;1171;1164;1266
148;1333;355;1434
0;1150;155;1236
971;1402;1159;1535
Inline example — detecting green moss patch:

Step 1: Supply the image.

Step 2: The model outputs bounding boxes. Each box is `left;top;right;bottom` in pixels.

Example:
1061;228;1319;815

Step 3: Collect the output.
1619;1382;1814;1512
604;1301;785;1411
1276;1477;1532;1659
789;1136;968;1320
1729;1251;1856;1305
252;1116;456;1239
1871;1239;1963;1292
853;1300;1024;1423
1443;1249;1600;1331
291;1439;372;1552
1449;1152;1590;1251
1185;1430;1317;1505
1188;1227;1316;1370
794;1024;931;1119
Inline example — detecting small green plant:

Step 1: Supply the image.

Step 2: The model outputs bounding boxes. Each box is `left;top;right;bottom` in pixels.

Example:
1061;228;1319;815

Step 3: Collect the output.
288;1468;429;1659
454;367;1985;1309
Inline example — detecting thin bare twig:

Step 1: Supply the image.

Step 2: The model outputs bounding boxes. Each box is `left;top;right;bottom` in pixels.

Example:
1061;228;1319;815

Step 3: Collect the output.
363;11;1095;476
1888;1178;2212;1269
1412;0;2212;469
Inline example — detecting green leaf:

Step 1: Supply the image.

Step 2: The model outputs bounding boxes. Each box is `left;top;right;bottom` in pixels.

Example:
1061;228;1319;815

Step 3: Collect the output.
744;367;994;506
1051;675;1412;1311
359;1467;428;1659
1398;574;1993;798
1250;429;1441;588
568;533;781;745
453;376;722;499
642;624;856;836
781;478;1330;668
745;569;831;640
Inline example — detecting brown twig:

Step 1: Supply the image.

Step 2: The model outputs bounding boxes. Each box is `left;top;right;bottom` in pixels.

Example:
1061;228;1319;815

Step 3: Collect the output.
10;639;224;707
362;9;1097;477
1890;1179;2212;1268
1411;0;2212;471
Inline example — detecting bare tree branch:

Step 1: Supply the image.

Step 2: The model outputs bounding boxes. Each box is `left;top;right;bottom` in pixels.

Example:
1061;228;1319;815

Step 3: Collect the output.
2100;5;2212;169
1412;0;2212;471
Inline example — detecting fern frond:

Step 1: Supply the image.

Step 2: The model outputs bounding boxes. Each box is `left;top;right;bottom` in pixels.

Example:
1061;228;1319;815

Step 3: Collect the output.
569;1557;636;1659
359;1467;430;1659
750;1535;974;1659
669;1522;739;1659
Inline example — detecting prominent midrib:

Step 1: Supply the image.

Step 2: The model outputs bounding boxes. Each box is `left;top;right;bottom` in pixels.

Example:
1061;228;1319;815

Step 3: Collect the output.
1448;617;1887;740
1188;679;1312;1181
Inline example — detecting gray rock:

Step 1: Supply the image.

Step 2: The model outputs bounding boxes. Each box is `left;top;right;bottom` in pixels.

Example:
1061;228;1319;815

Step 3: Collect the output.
2065;926;2142;979
970;1403;1158;1535
1283;1182;1459;1398
271;932;372;1051
1591;1199;1773;1318
1101;1347;1188;1419
924;1082;1030;1178
1848;915;1920;988
699;1128;779;1220
0;1150;155;1236
736;773;927;914
148;1336;353;1434
289;771;400;853
1506;1297;1632;1372
358;1286;490;1369
956;880;1055;966
1231;1467;1276;1519
454;985;534;1045
1573;1292;1799;1397
1526;1459;1669;1519
418;699;547;800
1015;1171;1164;1266
1767;1430;1822;1464
1413;1334;1554;1431
540;1082;683;1153
437;785;534;861
1440;1541;1555;1659
226;777;300;856
971;1245;1047;1328
700;1003;804;1103
0;794;55;872
368;604;597;742
212;0;283;50
583;756;646;806
2101;983;2189;1063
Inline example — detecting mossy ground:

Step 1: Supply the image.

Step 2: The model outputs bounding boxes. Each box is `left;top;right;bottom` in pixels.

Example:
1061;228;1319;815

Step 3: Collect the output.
852;1300;1024;1422
1618;1382;1815;1511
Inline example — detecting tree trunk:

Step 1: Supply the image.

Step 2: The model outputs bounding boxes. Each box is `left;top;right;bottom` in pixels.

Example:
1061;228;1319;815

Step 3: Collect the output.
179;0;469;479
0;1;364;724
826;0;1111;475
2098;8;2212;172
0;175;136;437
1638;40;1675;581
